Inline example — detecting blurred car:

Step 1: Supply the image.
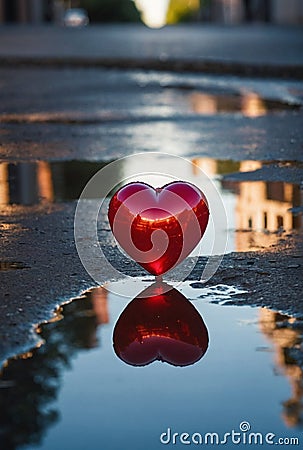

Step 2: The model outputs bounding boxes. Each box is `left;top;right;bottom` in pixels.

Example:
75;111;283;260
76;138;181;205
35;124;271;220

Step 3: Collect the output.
63;8;89;27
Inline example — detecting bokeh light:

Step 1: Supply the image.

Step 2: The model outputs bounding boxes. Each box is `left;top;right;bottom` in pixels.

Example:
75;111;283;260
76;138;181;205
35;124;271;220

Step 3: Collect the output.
135;0;170;28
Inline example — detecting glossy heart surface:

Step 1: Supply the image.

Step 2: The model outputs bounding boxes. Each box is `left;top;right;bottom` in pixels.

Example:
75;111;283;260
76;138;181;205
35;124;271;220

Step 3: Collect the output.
108;181;209;276
113;283;209;367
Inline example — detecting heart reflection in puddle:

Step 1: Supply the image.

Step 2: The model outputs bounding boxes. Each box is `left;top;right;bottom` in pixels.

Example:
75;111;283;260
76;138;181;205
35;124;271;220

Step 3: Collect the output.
113;282;209;367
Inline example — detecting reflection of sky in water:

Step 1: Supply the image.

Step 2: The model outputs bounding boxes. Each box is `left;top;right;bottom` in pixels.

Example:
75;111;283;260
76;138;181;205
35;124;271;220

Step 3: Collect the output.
1;281;301;450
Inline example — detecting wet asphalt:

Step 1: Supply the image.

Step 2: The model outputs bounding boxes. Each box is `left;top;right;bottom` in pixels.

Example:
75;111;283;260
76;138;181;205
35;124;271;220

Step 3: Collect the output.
0;24;303;77
0;25;302;366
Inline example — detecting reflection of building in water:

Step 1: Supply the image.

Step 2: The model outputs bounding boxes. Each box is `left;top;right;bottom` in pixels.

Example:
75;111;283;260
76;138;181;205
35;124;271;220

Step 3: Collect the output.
192;158;302;251
0;161;112;205
0;162;54;205
74;287;110;349
79;287;109;349
190;92;267;118
91;287;110;326
259;309;303;428
37;162;54;202
233;161;301;250
241;93;267;118
192;157;218;177
192;157;240;178
0;162;9;204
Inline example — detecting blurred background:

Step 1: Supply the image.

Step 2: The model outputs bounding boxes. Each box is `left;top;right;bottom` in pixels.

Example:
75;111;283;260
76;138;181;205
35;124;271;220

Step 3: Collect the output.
0;0;302;28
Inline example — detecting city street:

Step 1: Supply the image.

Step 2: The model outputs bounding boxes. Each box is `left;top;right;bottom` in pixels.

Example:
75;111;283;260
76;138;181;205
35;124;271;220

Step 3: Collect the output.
0;23;303;450
0;24;303;69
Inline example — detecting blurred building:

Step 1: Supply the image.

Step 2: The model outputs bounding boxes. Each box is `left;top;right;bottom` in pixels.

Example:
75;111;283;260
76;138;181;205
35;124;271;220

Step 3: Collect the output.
0;0;58;23
202;0;303;25
272;0;303;24
259;309;303;427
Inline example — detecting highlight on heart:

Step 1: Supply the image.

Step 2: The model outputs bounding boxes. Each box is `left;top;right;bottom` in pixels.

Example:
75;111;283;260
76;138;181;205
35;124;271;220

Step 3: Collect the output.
108;180;209;276
113;282;209;367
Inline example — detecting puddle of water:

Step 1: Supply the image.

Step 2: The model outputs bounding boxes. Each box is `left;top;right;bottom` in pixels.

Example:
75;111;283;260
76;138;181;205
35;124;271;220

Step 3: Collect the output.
0;261;29;271
171;89;300;117
0;112;129;125
0;157;301;254
0;91;299;124
0;161;110;205
133;71;302;118
1;74;301;126
0;279;302;449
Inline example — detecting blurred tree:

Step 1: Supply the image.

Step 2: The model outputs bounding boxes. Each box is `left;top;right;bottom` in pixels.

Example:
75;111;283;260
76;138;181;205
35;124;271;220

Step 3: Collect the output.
198;0;212;21
79;0;142;22
166;0;200;24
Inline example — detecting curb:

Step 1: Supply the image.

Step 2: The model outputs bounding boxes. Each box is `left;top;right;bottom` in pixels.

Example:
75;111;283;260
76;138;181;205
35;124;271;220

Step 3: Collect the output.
0;56;303;80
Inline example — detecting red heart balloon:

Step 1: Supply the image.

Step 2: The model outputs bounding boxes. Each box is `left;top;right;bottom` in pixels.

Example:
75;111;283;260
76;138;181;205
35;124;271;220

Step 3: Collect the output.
108;181;209;276
113;282;209;367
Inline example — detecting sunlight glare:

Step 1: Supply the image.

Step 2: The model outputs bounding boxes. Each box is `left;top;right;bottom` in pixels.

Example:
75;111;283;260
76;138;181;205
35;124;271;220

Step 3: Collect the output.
135;0;169;28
